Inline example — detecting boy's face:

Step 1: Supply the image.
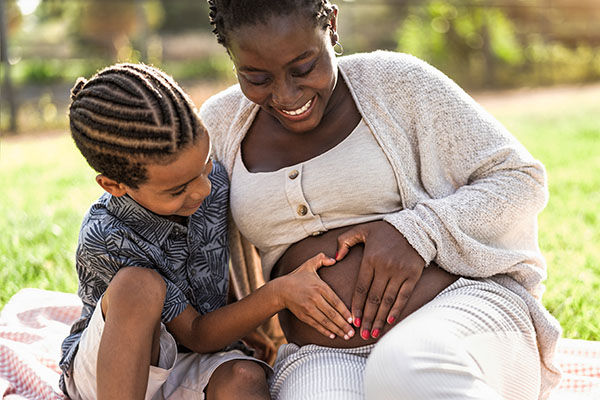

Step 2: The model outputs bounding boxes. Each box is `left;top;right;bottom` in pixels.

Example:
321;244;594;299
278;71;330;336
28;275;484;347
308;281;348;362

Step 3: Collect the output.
125;133;213;219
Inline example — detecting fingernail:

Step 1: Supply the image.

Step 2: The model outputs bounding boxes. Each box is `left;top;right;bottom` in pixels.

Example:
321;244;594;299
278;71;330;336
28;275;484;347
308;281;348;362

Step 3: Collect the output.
361;330;369;340
329;333;335;339
354;317;361;327
387;316;395;324
347;317;353;324
371;329;380;338
344;334;350;340
347;329;355;337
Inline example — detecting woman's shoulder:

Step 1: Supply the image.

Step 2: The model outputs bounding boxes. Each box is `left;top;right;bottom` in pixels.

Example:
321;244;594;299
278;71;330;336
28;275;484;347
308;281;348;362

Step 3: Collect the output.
339;51;453;94
339;51;463;105
340;51;436;76
199;84;252;129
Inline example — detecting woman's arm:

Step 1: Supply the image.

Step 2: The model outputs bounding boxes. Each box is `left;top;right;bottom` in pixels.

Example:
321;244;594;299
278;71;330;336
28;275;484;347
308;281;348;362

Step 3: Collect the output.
166;253;354;354
335;52;548;340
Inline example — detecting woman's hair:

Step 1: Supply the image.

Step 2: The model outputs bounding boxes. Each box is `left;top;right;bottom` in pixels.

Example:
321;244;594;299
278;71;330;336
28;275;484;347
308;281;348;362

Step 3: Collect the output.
208;0;335;48
69;63;203;189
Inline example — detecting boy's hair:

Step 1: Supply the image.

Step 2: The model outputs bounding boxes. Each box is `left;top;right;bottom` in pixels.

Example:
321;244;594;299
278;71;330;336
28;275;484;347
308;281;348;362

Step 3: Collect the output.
69;63;204;189
207;0;335;48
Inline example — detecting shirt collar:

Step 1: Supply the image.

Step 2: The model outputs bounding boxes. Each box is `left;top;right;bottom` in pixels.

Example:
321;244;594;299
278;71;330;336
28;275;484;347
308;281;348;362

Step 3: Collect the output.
105;194;188;246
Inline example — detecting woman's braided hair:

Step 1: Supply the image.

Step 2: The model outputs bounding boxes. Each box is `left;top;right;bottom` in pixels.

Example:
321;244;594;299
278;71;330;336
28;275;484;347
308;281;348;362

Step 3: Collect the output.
207;0;335;48
69;63;203;189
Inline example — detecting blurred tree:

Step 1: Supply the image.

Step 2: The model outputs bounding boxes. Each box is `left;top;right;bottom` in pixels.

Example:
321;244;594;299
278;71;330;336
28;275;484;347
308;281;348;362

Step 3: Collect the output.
338;1;409;53
1;0;20;132
396;1;523;88
158;0;210;33
69;0;163;62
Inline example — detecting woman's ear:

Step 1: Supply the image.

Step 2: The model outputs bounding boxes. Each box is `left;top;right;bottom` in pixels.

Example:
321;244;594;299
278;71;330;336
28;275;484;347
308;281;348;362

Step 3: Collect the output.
96;174;128;197
328;5;339;45
329;5;339;33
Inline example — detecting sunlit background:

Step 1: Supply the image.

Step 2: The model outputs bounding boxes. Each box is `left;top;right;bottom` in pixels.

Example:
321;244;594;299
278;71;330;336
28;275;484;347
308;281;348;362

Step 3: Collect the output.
1;0;600;133
0;0;599;341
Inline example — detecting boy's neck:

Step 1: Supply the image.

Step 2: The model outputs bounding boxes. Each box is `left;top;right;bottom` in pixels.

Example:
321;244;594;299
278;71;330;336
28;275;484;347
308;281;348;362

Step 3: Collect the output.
166;215;189;226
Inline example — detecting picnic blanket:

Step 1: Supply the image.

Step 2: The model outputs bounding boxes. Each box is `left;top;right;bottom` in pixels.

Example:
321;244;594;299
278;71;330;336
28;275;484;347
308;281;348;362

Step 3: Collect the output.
1;288;599;399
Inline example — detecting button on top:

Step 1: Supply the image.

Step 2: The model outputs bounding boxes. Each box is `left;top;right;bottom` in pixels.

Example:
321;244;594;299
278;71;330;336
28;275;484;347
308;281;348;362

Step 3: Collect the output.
297;204;308;216
288;169;299;180
311;231;323;237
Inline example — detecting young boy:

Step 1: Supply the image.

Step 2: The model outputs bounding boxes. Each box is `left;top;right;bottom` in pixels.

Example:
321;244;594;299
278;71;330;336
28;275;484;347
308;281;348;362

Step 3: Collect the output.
59;63;353;400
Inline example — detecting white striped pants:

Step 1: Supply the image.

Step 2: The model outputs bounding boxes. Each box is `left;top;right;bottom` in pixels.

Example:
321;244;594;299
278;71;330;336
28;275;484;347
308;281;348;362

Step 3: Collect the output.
270;278;540;400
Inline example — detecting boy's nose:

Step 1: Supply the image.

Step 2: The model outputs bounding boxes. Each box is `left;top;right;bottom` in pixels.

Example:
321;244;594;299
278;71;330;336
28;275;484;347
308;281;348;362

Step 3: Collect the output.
190;180;211;200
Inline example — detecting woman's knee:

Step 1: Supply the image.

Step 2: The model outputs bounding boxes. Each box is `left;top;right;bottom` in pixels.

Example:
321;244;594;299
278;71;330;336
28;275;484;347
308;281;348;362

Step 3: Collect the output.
364;325;472;399
364;320;535;400
103;267;166;317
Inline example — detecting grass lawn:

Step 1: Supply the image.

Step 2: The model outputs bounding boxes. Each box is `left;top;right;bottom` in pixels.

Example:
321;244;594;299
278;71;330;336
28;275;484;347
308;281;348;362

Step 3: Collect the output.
1;84;599;341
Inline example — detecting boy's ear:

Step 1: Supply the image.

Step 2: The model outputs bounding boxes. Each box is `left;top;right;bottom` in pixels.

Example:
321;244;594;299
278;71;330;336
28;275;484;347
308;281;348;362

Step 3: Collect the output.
96;174;128;197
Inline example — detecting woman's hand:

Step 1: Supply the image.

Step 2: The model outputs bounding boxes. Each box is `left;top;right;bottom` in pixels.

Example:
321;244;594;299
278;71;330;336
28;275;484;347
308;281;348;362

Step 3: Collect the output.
242;329;277;365
335;221;425;340
277;253;355;341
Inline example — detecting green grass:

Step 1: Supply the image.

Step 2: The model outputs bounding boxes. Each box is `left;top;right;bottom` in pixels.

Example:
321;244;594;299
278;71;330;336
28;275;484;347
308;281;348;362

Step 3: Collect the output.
496;102;600;340
0;135;102;305
1;90;599;340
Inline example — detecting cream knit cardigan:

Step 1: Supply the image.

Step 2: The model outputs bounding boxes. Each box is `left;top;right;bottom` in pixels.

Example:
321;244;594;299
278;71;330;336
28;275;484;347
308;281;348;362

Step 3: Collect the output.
200;50;562;398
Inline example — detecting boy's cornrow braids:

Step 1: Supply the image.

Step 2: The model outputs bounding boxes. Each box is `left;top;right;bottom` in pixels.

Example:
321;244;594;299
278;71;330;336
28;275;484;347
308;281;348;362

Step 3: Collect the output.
69;63;202;189
207;0;335;48
130;63;200;147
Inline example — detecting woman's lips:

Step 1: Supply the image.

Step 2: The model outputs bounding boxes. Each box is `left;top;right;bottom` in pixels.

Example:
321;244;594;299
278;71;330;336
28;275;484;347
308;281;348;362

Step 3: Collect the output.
276;97;316;120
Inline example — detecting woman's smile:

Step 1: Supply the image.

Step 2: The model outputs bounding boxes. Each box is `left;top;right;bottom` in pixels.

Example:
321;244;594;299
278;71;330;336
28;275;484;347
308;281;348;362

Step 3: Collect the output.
276;97;316;119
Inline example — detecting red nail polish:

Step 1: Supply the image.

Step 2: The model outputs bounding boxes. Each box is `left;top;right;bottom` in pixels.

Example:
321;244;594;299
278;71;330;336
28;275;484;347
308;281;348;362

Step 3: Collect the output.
335;251;339;259
371;329;380;338
354;317;361;327
387;316;395;324
361;330;369;340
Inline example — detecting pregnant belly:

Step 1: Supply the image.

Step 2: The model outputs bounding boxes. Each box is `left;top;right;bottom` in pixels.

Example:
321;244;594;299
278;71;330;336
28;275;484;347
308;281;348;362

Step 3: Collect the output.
271;225;458;348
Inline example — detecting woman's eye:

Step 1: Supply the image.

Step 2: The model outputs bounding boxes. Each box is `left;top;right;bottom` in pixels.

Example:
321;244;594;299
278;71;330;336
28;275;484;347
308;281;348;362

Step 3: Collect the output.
292;60;317;77
245;75;271;86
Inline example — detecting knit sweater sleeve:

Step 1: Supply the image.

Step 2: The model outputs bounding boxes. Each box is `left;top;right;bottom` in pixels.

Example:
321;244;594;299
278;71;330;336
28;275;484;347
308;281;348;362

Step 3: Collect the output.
341;52;548;292
199;84;257;176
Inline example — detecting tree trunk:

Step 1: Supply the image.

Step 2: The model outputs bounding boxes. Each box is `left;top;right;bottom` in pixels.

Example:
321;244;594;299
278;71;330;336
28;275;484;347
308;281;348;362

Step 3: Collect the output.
0;0;17;133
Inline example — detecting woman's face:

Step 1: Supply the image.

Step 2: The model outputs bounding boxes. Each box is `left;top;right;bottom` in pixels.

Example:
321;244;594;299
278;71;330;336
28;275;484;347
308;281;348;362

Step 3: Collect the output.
227;12;338;134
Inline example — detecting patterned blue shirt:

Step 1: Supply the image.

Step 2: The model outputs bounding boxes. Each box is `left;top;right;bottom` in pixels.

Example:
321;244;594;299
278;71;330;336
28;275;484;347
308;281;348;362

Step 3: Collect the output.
59;162;229;388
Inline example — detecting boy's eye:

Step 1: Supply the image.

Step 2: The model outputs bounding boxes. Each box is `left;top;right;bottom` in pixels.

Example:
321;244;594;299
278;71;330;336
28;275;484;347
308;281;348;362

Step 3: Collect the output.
171;186;187;197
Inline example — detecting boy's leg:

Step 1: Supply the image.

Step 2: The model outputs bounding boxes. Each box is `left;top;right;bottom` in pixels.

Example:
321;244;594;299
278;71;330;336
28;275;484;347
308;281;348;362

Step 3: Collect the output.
97;266;166;400
204;359;270;400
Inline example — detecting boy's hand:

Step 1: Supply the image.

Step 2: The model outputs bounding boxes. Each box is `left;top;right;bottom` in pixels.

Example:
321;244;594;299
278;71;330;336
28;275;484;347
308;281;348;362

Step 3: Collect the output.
278;253;354;340
242;329;277;365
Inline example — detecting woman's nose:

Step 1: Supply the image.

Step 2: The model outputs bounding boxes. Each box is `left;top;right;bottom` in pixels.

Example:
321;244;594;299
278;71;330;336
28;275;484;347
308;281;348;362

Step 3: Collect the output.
272;76;301;108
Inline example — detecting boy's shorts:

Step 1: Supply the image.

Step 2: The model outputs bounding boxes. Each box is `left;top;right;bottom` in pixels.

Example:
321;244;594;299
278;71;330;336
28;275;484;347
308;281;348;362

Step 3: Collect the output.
64;297;272;400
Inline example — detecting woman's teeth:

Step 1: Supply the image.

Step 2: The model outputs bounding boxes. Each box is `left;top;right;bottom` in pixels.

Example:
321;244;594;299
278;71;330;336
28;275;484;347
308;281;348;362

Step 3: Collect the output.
281;99;312;116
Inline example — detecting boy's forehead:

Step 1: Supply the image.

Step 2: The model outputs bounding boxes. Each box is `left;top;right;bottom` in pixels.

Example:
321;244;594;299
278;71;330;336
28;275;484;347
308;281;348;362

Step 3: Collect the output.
142;135;210;190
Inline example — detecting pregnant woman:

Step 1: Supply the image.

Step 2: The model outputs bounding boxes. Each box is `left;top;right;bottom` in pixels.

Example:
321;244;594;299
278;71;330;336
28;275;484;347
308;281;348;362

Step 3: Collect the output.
201;1;561;399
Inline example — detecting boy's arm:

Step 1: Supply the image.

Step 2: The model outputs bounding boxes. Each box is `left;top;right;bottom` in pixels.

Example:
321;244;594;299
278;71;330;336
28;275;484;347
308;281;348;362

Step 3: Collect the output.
166;253;354;354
